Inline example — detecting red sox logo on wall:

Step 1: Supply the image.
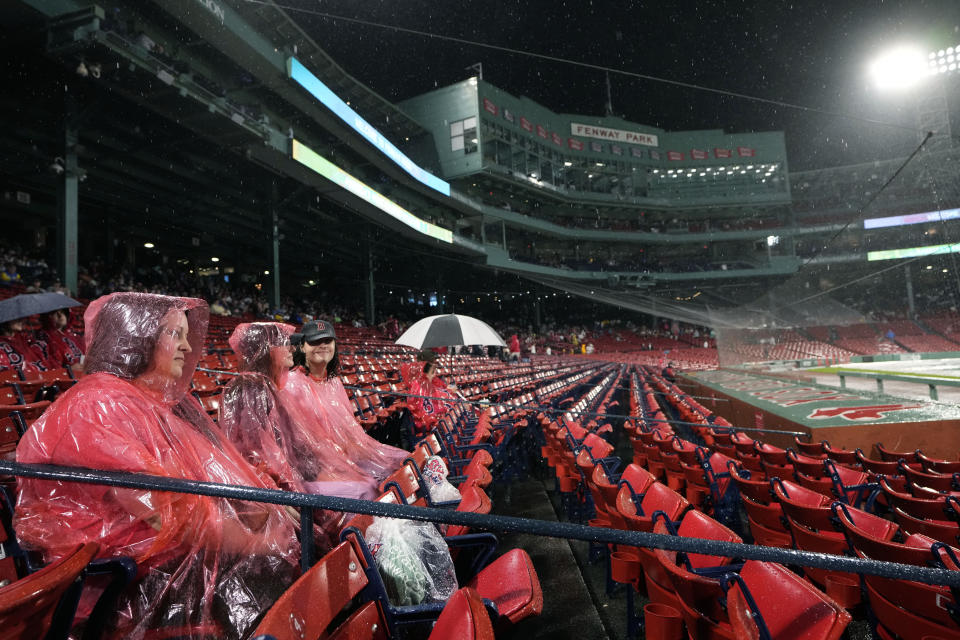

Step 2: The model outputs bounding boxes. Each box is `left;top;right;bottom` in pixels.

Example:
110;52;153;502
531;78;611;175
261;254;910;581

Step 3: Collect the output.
751;387;861;406
807;404;923;421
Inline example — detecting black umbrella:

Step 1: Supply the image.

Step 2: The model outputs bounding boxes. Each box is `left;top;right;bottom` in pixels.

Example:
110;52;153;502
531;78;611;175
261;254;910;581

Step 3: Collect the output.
0;293;81;324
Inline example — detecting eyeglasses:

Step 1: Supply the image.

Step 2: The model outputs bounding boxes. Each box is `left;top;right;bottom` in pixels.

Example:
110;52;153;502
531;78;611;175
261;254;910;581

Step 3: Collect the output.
161;326;187;341
307;337;335;345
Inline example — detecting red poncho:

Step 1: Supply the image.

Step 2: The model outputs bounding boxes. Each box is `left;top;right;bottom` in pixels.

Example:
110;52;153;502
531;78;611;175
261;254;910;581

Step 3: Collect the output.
14;293;300;639
283;369;408;483
406;368;456;432
220;323;377;506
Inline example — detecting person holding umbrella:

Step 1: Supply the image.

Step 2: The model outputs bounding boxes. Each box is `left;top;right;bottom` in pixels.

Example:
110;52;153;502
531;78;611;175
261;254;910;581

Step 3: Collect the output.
0;318;54;374
406;350;458;437
32;307;85;370
0;292;83;374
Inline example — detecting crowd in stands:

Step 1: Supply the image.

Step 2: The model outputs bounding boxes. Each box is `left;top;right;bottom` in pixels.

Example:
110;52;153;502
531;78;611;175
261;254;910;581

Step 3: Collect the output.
513;249;757;274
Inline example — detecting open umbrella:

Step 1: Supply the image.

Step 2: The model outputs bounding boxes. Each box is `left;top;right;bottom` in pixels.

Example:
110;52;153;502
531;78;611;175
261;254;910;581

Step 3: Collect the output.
0;292;80;324
395;314;506;350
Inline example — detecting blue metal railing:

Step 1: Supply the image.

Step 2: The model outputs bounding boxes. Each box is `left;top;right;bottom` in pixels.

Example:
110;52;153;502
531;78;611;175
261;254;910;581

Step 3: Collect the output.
3;461;959;587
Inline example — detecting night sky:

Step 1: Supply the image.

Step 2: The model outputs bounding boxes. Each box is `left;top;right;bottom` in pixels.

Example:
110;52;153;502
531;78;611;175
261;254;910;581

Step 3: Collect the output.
279;0;960;170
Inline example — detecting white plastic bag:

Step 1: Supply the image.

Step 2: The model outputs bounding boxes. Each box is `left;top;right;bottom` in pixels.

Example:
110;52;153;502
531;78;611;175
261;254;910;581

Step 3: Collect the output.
422;456;462;504
365;517;458;606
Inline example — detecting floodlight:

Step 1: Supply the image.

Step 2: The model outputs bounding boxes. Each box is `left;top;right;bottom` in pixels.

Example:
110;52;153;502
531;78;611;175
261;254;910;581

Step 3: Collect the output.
211;257;220;262
869;46;929;89
143;242;155;249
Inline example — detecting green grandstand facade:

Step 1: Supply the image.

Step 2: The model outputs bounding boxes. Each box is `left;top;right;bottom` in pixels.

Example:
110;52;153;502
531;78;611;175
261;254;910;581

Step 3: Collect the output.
400;78;791;208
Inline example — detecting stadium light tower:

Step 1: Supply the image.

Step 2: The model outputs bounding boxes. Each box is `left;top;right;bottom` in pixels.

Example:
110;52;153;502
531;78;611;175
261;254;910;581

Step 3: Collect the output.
869;42;958;153
869;43;960;90
868;46;929;90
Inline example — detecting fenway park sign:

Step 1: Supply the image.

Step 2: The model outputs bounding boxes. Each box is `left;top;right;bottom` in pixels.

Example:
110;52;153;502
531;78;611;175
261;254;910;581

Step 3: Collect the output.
570;123;658;147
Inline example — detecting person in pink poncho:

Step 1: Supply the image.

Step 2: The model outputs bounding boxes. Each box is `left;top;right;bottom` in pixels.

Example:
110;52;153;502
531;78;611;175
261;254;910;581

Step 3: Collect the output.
406;349;458;437
14;292;300;640
219;323;378;506
288;320;408;484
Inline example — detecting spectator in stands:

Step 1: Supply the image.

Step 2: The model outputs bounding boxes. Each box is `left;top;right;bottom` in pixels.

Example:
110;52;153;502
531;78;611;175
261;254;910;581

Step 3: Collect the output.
209;298;230;316
508;333;521;362
406;349;457;436
287;320;408;483
0;263;20;284
14;292;299;639
0;317;53;374
220;322;378;540
32;308;84;369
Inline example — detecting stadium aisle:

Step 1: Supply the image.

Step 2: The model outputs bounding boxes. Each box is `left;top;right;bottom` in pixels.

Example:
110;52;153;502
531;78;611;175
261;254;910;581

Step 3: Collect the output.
494;478;611;640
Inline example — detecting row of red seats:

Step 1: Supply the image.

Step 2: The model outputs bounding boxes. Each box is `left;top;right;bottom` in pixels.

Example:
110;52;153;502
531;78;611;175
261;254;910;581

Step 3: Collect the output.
632;367;960;639
543;388;851;640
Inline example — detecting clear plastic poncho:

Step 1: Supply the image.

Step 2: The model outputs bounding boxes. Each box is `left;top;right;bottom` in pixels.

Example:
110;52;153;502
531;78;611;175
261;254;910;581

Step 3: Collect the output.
221;324;378;523
283;368;408;483
14;292;300;640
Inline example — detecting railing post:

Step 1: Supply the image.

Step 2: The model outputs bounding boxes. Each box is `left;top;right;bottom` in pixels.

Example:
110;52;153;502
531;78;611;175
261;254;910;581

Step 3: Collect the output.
300;506;315;572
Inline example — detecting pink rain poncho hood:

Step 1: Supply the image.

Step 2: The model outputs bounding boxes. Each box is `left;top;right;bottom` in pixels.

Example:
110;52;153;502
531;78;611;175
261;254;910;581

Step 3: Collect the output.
84;292;208;405
15;293;300;639
228;321;295;389
284;368;408;483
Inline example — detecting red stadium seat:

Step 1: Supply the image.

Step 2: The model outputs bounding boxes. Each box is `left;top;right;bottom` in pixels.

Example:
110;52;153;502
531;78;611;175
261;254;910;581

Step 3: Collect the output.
0;542;99;640
427;588;494;640
724;561;851;640
251;539;387;640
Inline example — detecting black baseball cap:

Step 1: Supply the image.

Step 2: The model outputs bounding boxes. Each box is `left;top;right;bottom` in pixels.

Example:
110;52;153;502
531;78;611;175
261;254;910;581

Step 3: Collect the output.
292;320;336;345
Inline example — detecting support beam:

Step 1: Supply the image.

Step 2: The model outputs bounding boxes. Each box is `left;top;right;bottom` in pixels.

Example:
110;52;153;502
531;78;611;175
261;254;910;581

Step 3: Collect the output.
270;182;281;310
905;263;915;316
58;102;79;295
364;229;376;326
436;270;445;314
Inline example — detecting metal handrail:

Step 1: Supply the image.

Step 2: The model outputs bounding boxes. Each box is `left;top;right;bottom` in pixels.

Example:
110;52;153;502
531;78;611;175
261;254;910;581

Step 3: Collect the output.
3;461;959;587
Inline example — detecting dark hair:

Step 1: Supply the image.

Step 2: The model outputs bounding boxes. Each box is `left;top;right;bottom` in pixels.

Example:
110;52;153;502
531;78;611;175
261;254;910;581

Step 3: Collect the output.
85;297;161;378
294;340;339;377
423;361;436;375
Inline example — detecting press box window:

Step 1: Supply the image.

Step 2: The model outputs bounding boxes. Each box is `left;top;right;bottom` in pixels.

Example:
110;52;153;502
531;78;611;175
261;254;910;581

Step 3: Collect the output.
450;116;478;154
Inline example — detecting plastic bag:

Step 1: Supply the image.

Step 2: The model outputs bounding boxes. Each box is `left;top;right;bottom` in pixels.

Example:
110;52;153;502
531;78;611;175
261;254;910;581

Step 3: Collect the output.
421;456;461;504
365;517;458;606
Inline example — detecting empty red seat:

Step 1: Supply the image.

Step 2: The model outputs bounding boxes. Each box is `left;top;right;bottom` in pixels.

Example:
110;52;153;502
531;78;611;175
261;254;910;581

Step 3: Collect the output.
464;549;543;624
251;539;386;640
725;560;851;640
0;542;99;640
427;588;494;640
